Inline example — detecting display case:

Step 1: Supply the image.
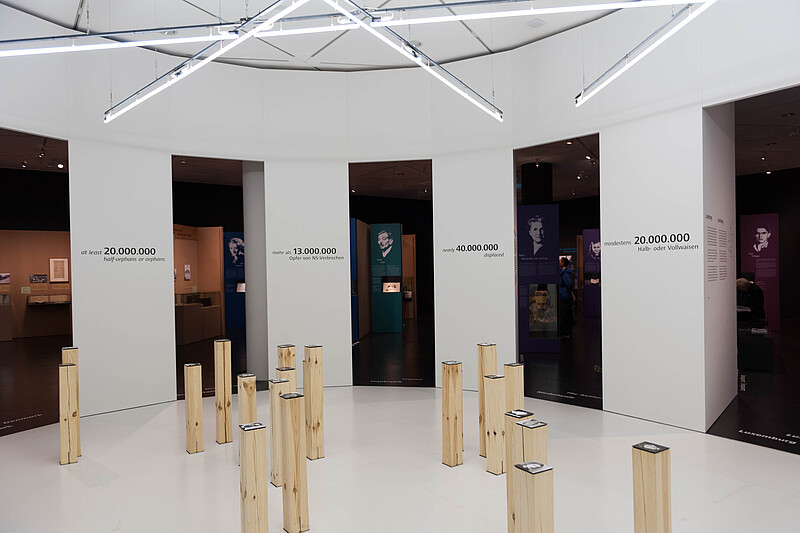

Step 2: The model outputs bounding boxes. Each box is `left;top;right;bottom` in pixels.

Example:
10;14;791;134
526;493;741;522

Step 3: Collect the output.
175;291;223;345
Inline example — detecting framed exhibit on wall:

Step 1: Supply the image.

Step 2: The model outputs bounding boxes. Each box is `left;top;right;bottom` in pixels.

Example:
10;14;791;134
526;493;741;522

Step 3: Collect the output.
30;274;47;283
0;273;9;284
49;258;69;283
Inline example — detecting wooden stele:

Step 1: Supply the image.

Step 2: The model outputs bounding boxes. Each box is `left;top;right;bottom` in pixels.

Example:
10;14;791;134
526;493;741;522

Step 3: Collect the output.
278;344;296;368
441;360;463;467
520;419;548;464
58;363;79;465
184;363;204;454
240;422;268;533
504;362;525;412
512;461;554;533
61;346;81;456
281;392;310;533
303;344;324;460
505;409;535;532
477;342;497;458
632;442;671;533
269;378;291;487
483;374;506;475
237;373;258;426
276;367;297;392
215;339;233;444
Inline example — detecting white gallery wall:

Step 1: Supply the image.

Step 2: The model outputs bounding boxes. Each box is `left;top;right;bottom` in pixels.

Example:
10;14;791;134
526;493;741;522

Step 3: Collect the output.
702;104;737;429
68;140;176;416
264;159;352;388
432;149;516;390
243;162;269;378
2;0;800;428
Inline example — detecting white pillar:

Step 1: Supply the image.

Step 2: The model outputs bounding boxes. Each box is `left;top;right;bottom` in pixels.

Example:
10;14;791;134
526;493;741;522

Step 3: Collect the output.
243;161;269;378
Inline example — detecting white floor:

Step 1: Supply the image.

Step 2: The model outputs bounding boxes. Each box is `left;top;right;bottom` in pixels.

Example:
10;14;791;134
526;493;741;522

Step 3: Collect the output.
2;386;800;532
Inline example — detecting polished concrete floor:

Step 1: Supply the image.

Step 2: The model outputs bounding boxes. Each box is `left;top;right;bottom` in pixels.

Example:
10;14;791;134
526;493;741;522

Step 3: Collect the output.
352;316;435;387
3;386;800;532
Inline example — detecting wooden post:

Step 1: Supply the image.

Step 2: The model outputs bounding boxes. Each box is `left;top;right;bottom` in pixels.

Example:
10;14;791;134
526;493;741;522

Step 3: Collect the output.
632;442;671;533
441;360;463;467
303;344;324;460
215;339;233;444
278;344;296;368
184;363;204;454
58;363;79;465
276;367;297;392
269;378;291;487
237;373;258;426
483;374;506;475
281;392;310;533
61;346;80;456
477;342;497;458
505;409;535;532
504;362;525;412
512;461;554;533
520;419;548;464
240;422;268;533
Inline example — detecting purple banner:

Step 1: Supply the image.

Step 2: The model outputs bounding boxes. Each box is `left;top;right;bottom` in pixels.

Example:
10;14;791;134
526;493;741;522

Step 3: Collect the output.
740;214;779;331
582;229;601;318
518;205;560;353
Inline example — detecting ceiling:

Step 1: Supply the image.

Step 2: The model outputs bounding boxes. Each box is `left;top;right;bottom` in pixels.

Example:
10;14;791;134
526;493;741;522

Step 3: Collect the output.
514;134;600;202
0;0;628;72
349;160;431;200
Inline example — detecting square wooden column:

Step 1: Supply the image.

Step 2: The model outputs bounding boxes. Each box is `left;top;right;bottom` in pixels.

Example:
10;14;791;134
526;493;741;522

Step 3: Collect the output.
237;373;258;426
276;367;297;392
61;346;81;456
504;362;524;412
477;343;497;458
442;360;463;467
520;419;548;464
215;339;233;444
483;374;506;474
184;363;204;454
281;392;310;533
632;442;671;533
303;344;324;460
278;344;296;368
240;422;268;533
269;378;291;487
58;363;79;465
505;409;535;531
512;461;554;533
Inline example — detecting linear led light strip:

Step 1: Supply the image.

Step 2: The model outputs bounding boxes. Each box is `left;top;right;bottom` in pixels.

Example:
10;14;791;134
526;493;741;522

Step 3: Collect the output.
575;0;717;107
0;23;359;58
321;0;503;122
371;0;713;28
103;0;311;123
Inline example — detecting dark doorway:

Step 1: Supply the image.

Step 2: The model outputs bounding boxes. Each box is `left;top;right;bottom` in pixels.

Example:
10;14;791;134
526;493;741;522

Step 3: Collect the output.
349;160;435;387
0;127;72;437
171;156;247;398
513;134;603;409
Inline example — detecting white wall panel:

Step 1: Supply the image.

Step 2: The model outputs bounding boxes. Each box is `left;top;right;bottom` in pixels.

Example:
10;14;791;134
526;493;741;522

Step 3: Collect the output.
68;139;175;415
433;148;516;390
601;107;706;431
264;159;352;387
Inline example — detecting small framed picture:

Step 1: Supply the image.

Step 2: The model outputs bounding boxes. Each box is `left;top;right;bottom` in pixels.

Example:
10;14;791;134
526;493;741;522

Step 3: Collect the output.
50;258;69;283
30;274;48;283
0;273;9;284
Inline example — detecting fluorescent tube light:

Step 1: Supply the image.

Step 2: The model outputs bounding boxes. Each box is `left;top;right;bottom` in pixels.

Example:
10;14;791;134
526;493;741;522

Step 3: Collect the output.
321;0;503;122
372;0;710;28
104;0;311;123
575;0;716;107
0;34;234;59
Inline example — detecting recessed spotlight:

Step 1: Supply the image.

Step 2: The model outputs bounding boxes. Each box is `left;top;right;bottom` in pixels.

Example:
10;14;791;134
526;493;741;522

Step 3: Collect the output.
566;140;573;145
527;17;545;29
782;112;796;118
21;160;27;168
57;163;64;169
585;155;591;160
424;187;428;193
766;171;772;175
38;151;45;158
351;189;356;194
761;156;766;161
577;174;581;180
180;158;187;164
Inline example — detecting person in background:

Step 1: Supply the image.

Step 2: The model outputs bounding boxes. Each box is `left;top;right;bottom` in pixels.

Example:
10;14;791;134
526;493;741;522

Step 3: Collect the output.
737;277;765;321
558;257;575;337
